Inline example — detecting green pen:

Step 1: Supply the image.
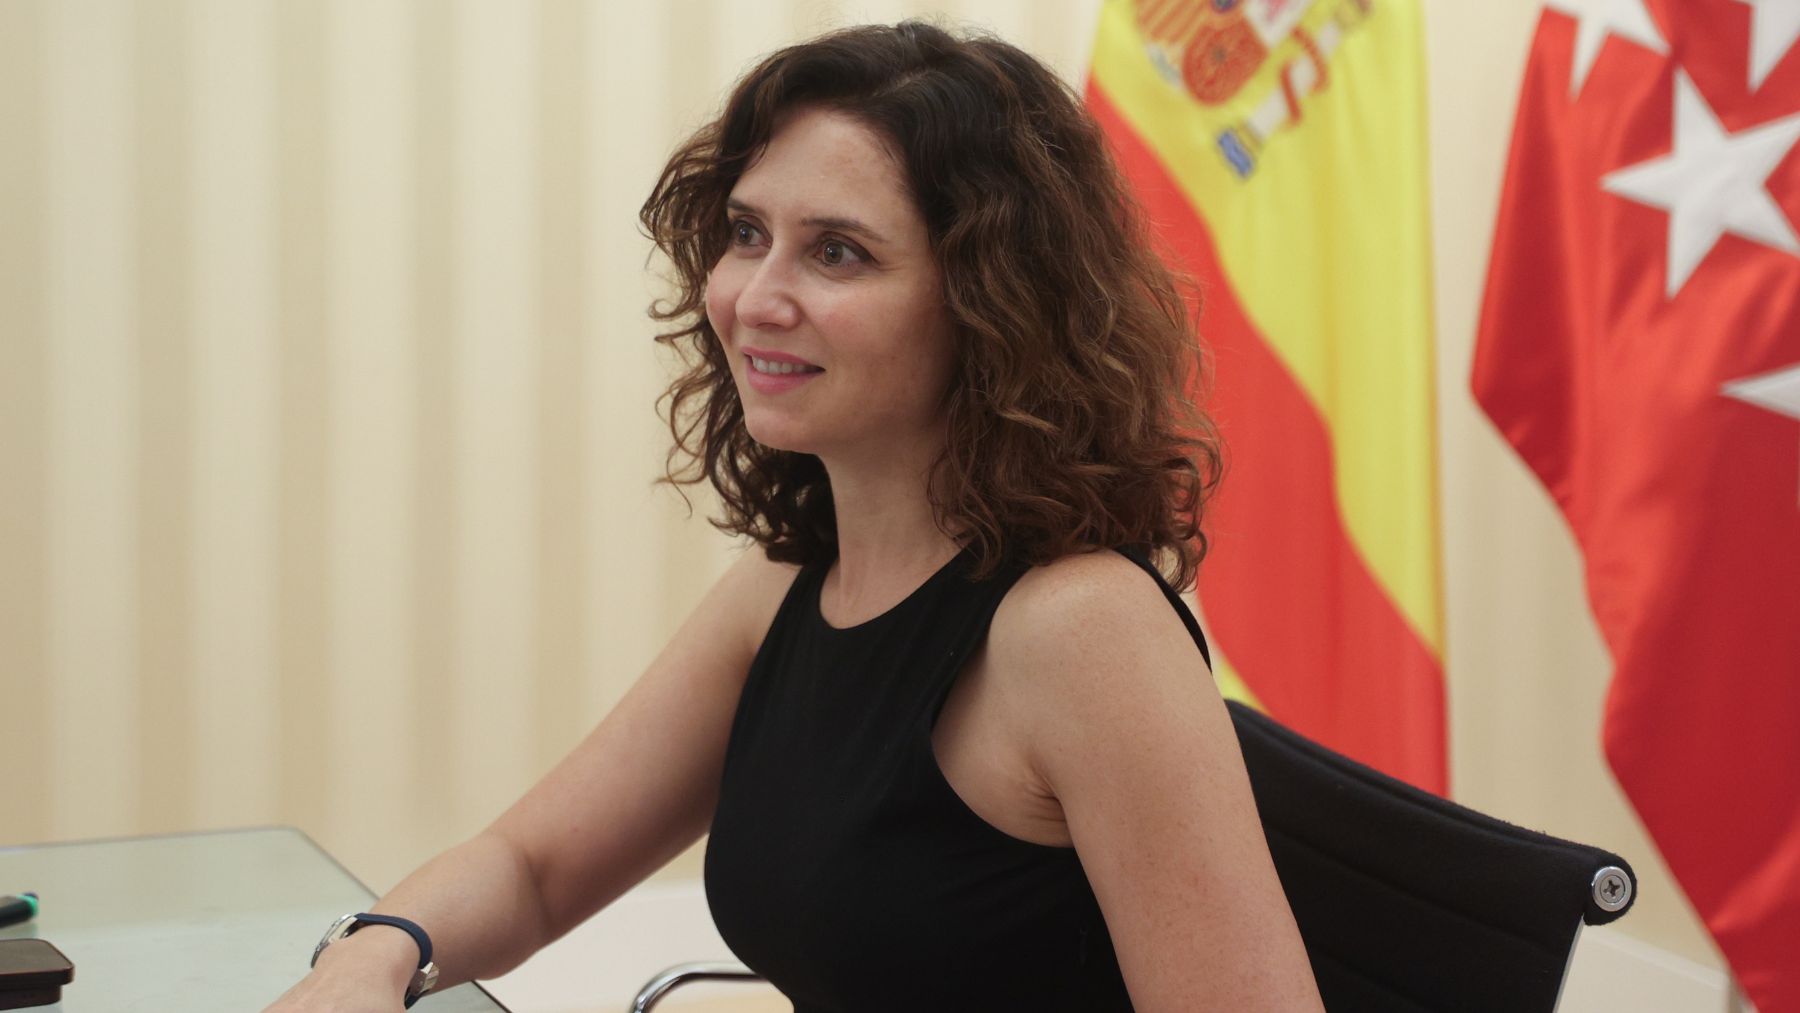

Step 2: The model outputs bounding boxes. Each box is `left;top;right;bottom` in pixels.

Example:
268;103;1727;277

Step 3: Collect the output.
0;892;38;929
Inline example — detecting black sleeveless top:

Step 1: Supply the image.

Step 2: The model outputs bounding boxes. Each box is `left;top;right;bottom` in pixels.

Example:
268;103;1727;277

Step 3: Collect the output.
705;545;1211;1012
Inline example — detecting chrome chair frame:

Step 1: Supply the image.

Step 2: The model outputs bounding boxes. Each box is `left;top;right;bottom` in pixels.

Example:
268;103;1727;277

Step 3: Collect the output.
631;960;763;1012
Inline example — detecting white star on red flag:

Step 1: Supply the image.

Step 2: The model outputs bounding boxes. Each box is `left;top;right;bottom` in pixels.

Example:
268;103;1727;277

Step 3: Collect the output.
1601;71;1800;298
1736;0;1800;91
1724;361;1800;420
1724;362;1800;503
1545;0;1669;98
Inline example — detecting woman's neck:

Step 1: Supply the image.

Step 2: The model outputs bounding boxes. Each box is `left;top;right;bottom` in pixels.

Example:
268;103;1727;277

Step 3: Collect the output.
817;449;963;620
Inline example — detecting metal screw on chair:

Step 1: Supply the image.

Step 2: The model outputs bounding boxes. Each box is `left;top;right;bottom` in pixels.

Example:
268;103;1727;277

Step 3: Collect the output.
1591;866;1632;912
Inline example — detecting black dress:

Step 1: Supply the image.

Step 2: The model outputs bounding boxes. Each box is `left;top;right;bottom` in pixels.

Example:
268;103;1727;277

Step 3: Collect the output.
705;545;1211;1012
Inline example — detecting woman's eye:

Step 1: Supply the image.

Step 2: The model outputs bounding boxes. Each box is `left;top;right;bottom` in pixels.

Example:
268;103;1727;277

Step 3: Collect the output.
731;220;761;246
818;239;859;267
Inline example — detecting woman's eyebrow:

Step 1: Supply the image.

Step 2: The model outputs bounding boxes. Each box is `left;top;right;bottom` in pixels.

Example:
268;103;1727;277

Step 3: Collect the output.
726;198;888;244
804;214;888;244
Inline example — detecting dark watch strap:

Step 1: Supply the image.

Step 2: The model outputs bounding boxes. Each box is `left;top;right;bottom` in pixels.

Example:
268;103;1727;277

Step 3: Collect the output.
350;913;434;969
312;911;439;1009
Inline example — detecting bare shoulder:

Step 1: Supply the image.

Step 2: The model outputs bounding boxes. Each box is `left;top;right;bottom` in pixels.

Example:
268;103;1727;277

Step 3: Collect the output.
981;548;1218;787
988;549;1206;690
717;542;805;592
705;547;804;657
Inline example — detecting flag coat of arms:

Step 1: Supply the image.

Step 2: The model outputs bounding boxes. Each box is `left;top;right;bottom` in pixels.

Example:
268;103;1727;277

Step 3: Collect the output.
1088;0;1447;793
1473;1;1800;1008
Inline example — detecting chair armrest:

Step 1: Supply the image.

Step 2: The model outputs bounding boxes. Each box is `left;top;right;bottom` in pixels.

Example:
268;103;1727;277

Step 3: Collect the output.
631;961;766;1012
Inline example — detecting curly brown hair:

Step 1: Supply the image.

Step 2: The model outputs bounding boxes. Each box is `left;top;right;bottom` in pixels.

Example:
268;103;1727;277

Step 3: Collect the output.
640;20;1221;591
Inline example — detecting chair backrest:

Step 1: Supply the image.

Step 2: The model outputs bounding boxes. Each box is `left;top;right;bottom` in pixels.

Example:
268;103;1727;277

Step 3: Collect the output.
1229;701;1636;1013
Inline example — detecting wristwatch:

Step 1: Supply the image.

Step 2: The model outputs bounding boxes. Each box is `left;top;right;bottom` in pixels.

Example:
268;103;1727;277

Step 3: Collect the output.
312;912;441;1008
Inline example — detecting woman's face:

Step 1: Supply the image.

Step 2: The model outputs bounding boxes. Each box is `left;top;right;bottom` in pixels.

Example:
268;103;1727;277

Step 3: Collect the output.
705;106;957;465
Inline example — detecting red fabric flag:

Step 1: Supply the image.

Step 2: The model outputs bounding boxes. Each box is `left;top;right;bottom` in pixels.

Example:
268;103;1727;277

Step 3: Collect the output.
1473;2;1800;1008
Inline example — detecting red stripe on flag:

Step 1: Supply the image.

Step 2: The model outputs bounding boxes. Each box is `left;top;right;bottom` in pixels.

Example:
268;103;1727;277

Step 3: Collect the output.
1088;83;1447;793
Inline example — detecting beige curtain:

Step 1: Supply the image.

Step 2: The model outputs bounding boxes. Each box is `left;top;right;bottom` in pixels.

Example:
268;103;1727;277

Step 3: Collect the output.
0;0;1719;972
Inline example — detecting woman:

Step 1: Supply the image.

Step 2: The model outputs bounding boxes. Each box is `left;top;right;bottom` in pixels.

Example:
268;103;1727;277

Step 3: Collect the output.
270;21;1321;1012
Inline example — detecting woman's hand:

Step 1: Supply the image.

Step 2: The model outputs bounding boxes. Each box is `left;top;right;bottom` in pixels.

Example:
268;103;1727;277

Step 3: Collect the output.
263;974;402;1013
262;927;417;1013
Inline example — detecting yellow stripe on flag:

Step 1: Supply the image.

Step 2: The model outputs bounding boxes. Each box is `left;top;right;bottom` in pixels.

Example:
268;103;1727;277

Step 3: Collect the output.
1091;0;1442;654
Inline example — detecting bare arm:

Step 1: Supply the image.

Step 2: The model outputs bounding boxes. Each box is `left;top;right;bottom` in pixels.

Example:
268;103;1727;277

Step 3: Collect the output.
267;550;797;1011
991;553;1323;1012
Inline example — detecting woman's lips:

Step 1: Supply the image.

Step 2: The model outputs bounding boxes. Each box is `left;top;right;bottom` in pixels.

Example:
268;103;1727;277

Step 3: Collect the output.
741;345;819;368
741;346;823;394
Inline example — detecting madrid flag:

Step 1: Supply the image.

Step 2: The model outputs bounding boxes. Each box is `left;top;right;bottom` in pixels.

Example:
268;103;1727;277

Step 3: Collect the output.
1088;0;1445;793
1473;2;1800;1007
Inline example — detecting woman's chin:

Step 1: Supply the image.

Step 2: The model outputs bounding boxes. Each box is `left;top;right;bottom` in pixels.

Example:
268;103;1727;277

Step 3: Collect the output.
742;417;814;456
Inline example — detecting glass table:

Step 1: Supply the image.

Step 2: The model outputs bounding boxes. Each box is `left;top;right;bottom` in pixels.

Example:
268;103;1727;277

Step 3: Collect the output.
0;827;508;1011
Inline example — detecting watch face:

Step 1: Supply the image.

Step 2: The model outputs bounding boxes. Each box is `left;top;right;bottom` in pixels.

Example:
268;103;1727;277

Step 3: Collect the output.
312;913;359;967
403;963;440;1009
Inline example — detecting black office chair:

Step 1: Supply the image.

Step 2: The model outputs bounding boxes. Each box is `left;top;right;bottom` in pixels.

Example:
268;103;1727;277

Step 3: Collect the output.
632;700;1636;1012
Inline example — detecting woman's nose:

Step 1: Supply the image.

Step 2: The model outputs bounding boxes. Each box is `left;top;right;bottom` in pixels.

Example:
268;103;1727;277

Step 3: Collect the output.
734;255;802;330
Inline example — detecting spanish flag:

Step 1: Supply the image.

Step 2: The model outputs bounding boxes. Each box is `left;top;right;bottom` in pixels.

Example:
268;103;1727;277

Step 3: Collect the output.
1087;0;1445;792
